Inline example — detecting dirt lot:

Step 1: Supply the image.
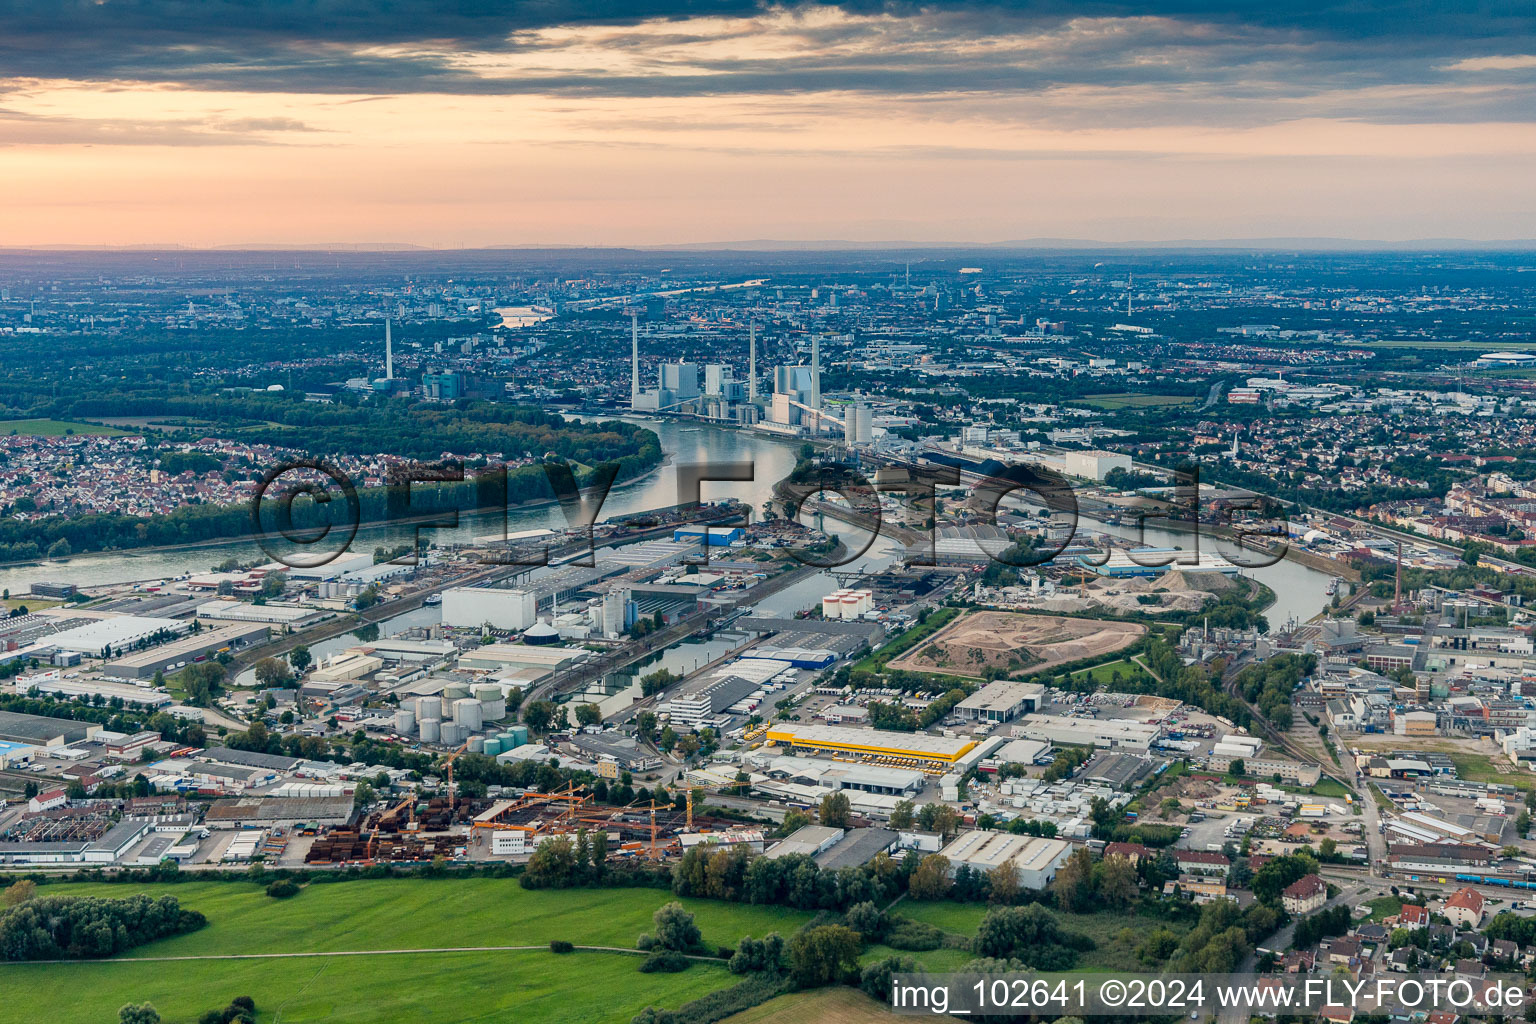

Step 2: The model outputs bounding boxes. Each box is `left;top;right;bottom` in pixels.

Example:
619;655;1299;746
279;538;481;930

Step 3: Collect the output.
888;609;1144;679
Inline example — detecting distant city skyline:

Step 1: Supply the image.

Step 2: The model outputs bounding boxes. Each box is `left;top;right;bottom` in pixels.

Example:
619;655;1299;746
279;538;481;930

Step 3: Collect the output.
4;1;1535;246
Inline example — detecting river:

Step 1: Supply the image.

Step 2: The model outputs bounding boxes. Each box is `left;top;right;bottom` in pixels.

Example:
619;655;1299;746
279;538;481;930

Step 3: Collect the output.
0;417;1331;632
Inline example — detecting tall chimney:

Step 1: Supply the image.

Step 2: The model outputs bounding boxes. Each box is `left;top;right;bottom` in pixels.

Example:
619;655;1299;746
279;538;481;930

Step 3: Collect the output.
385;318;394;379
630;311;640;403
811;334;821;410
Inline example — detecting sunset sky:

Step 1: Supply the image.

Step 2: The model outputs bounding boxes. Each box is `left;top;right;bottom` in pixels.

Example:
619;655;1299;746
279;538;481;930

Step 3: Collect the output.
5;1;1536;246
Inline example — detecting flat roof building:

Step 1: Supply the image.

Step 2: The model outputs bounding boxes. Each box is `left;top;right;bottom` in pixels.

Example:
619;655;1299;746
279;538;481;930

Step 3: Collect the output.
939;831;1074;890
193;600;317;625
1011;713;1161;751
765;723;977;769
956;681;1046;723
105;622;271;680
0;710;100;747
669;674;759;729
41;614;190;656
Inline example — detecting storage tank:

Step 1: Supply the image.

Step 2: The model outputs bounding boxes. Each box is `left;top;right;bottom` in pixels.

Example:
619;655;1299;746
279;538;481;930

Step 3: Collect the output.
474;685;507;721
439;722;466;747
393;708;416;735
454;698;484;732
509;725;530;747
483;737;502;757
418;717;441;743
415;696;442;721
468;736;484;754
442;684;470;702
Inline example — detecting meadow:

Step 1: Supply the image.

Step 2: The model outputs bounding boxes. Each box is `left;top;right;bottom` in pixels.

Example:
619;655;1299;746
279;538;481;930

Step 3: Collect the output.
1079;394;1198;410
0;879;812;1024
31;878;817;957
0;878;1170;1022
0;949;732;1024
0;417;130;436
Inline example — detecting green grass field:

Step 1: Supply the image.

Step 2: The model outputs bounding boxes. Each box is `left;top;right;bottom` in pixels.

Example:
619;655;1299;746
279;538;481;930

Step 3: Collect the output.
1079;394;1197;410
889;901;1185;972
0;949;731;1024
1;879;820;1024
720;986;900;1024
1365;895;1403;923
33;878;816;957
1069;659;1150;686
1360;339;1536;351
0;417;130;437
1449;753;1533;791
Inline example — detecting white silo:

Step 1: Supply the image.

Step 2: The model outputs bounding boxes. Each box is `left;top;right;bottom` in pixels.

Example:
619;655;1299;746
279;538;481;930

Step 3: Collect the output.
454;698;484;732
418;717;441;743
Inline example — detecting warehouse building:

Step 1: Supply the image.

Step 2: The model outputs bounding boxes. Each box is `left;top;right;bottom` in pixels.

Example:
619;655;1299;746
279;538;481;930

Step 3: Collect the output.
458;643;590;673
16;670;173;709
764;723;977;770
749;754;926;796
938;831;1074;890
956;681;1046;723
204;795;356;829
39;614;191;656
1011;714;1161;752
442;587;538;631
668;674;760;729
193;600;318;626
0;709;101;747
104;622;271;680
1063;450;1132;482
1081;752;1155;788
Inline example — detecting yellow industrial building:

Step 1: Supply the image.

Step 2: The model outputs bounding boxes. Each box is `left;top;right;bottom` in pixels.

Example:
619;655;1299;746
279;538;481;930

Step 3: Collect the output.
764;723;977;771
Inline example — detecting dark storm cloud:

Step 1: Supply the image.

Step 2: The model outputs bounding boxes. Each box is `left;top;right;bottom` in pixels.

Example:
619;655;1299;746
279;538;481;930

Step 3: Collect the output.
0;1;1533;124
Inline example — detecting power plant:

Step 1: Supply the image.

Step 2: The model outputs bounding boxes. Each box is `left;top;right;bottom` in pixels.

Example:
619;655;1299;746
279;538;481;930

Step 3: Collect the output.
627;314;868;444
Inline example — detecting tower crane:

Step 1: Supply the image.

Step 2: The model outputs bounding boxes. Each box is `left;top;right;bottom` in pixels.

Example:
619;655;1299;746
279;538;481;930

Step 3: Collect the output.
442;740;470;811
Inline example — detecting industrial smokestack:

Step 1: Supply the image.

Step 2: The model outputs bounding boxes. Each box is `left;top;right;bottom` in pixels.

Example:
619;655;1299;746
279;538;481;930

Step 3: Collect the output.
811;334;821;410
630;310;640;402
748;321;757;403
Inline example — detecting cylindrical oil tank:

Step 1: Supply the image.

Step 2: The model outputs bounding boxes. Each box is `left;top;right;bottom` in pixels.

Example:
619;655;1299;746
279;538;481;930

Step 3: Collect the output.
418;717;441;743
510;725;530;747
439;722;465;747
454;698;484;732
415;696;442;721
481;698;507;722
468;736;484;754
473;684;501;702
483;738;502;757
393;708;415;735
442;684;470;702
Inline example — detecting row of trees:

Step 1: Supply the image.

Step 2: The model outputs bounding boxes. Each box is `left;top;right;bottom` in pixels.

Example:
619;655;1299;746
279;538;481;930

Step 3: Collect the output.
0;893;205;961
1233;652;1317;730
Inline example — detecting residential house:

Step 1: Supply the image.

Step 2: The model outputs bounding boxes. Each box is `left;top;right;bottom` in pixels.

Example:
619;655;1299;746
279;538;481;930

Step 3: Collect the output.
1282;874;1327;914
1443;887;1486;929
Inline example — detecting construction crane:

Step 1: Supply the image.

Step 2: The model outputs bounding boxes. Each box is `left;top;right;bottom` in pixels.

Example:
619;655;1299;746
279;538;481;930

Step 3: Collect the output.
631;797;667;860
685;787;694;830
442;740;470;811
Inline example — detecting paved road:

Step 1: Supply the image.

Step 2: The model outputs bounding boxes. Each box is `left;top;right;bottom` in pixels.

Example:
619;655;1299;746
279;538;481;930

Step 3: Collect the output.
1215;883;1373;1024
